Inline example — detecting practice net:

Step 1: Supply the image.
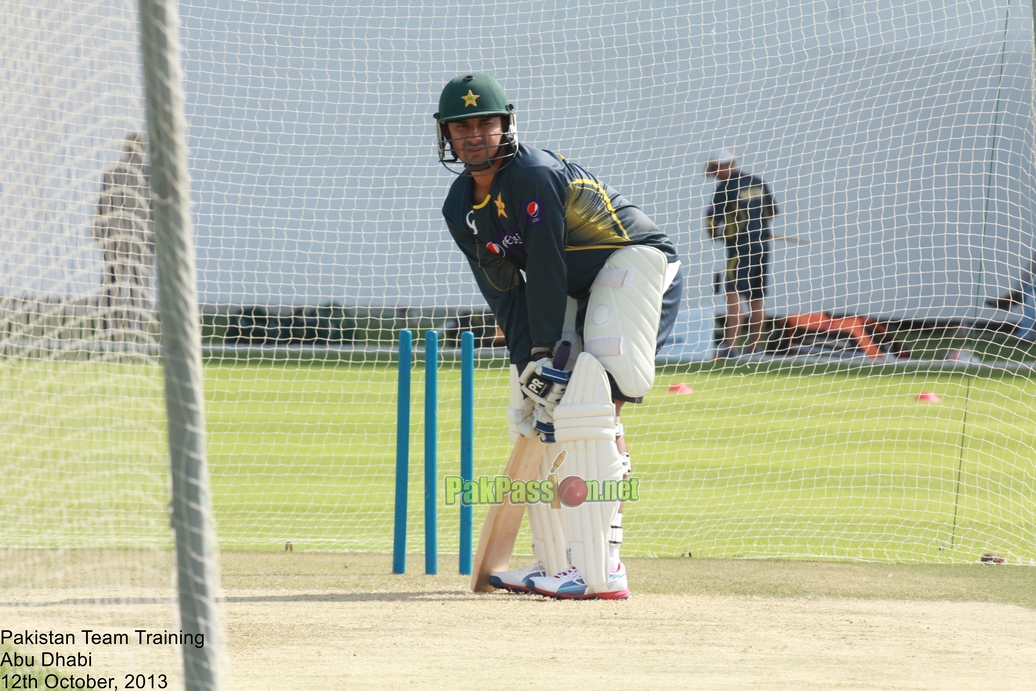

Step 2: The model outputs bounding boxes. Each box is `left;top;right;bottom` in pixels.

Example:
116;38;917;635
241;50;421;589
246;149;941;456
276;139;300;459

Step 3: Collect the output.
2;0;1033;616
0;0;189;686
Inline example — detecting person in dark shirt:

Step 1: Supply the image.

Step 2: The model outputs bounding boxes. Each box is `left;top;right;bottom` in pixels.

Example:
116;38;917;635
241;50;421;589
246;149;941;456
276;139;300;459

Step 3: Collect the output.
986;251;1036;341
436;73;682;600
705;148;778;357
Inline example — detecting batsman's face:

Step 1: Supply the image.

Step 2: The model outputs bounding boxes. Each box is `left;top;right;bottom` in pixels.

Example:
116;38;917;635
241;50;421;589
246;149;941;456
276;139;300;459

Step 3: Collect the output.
446;116;505;168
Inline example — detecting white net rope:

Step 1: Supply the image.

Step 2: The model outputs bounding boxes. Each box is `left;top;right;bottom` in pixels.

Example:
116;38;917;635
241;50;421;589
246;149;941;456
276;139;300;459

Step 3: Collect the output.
0;2;168;552
0;1;180;682
2;0;1034;566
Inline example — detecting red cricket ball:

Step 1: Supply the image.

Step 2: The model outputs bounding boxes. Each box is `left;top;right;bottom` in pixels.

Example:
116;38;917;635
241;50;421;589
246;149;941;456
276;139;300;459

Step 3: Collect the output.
558;476;588;507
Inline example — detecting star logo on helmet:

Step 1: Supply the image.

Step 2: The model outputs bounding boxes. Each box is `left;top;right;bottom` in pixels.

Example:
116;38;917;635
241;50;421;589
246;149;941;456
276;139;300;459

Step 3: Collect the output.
462;90;480;107
494;193;507;218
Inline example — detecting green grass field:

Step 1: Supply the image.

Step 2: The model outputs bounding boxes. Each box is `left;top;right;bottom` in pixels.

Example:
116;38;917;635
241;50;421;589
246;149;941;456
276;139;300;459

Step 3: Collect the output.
3;360;1035;690
2;360;1034;563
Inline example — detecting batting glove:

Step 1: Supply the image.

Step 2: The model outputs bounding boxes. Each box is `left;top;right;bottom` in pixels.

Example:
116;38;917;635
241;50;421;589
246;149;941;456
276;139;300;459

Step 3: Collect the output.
533;405;556;444
518;358;571;413
507;396;537;442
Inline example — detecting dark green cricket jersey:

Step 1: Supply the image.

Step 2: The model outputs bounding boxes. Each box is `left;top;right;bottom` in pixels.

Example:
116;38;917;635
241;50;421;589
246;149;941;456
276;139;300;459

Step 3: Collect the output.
706;172;778;250
442;144;678;367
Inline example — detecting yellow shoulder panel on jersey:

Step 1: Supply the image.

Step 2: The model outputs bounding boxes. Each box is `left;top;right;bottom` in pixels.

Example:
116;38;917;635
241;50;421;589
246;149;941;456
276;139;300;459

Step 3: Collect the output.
738;186;765;201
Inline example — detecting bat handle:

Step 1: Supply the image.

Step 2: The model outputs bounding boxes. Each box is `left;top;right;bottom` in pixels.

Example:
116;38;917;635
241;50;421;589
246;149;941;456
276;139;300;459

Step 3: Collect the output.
553;340;572;370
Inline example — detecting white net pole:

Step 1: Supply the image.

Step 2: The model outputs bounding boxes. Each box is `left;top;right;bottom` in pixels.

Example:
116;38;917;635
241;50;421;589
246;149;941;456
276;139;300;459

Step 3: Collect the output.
139;0;221;688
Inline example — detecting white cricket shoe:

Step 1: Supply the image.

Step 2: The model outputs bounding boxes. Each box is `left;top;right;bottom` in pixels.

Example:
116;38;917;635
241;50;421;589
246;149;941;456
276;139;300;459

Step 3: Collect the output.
529;563;630;600
488;561;547;593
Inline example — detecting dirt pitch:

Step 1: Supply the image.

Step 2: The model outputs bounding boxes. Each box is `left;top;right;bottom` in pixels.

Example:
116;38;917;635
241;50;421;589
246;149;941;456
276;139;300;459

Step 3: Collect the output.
3;552;1034;690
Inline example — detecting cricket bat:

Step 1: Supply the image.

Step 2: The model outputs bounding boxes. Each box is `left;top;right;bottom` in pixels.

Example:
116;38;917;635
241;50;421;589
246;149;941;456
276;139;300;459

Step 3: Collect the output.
470;342;572;593
772;234;810;246
469;434;546;592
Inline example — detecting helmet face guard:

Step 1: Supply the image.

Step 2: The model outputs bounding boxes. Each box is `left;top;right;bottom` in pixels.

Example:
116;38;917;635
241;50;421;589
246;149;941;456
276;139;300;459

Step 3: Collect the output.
434;110;518;175
434;73;518;175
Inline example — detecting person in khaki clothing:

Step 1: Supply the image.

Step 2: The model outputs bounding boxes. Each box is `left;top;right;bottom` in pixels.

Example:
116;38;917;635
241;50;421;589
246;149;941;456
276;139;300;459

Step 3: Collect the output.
92;133;154;334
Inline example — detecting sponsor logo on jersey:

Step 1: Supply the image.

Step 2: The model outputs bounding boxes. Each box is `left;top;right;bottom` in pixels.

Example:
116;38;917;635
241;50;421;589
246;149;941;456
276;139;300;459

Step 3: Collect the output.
465;210;477;235
526;199;543;225
486;229;523;258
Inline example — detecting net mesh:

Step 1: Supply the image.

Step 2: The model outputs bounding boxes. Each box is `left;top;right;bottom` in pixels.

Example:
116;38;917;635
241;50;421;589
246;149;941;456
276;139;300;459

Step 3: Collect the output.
2;0;1034;584
1;0;180;683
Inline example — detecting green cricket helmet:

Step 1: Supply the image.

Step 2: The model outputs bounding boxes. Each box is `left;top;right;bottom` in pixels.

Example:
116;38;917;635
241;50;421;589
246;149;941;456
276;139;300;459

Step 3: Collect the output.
434;73;518;174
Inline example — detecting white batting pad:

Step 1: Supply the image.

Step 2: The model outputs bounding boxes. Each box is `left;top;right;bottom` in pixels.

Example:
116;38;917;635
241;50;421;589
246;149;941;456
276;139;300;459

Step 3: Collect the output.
553;353;623;589
528;446;568;577
583;245;669;398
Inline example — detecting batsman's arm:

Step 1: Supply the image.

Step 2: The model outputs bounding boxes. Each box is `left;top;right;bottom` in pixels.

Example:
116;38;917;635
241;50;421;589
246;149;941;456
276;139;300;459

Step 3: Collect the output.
444;218;534;367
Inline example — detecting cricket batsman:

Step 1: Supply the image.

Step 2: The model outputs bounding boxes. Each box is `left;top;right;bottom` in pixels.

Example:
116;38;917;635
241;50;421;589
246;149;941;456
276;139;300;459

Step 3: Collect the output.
436;73;683;599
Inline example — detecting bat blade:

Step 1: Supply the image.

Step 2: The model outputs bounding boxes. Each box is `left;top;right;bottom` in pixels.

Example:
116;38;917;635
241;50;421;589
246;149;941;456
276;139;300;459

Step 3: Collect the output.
772;234;810;246
470;434;544;592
